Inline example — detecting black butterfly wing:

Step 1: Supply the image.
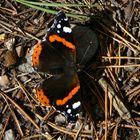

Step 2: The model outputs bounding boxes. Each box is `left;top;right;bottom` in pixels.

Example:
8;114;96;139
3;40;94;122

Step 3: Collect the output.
36;68;81;122
32;12;76;73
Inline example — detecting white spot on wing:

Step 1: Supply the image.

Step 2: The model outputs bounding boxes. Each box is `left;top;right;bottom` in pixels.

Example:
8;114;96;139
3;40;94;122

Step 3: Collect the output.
72;101;81;109
76;113;79;116
63;26;72;33
64;18;68;21
67;109;71;114
57;24;61;29
57;30;60;33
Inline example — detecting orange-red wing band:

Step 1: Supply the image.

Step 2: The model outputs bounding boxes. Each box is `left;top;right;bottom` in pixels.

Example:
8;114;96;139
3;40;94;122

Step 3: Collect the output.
49;34;76;50
36;88;50;105
32;41;42;67
56;85;80;106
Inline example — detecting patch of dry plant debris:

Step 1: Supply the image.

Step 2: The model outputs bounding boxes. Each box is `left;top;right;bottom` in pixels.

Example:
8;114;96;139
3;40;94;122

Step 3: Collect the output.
0;0;140;139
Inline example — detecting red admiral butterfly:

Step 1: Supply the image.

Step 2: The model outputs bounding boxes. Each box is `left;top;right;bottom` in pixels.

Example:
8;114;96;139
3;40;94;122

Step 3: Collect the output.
32;12;81;122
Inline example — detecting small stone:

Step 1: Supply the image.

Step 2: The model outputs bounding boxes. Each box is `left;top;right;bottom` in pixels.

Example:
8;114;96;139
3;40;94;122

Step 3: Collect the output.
0;48;5;56
20;76;28;83
0;75;9;87
0;33;6;41
55;114;66;125
16;46;24;57
18;63;34;73
4;38;15;50
17;49;34;73
4;50;18;67
34;19;39;25
4;129;15;140
0;124;3;131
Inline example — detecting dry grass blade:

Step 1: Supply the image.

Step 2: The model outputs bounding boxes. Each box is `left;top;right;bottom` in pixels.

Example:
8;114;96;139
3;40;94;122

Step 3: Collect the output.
95;28;131;48
120;123;140;130
106;68;120;95
98;78;131;120
105;87;108;140
0;115;10;140
126;84;140;96
47;121;75;137
0;92;24;136
4;77;31;93
102;56;140;60
98;64;140;68
112;118;121;140
74;122;84;140
47;121;92;138
22;133;53;140
0;92;40;130
15;78;33;105
98;22;139;53
83;71;105;112
126;85;140;101
40;133;54;140
113;17;140;46
122;67;140;85
35;107;56;121
15;78;39;106
0;20;40;40
0;22;12;32
0;7;16;14
96;26;140;56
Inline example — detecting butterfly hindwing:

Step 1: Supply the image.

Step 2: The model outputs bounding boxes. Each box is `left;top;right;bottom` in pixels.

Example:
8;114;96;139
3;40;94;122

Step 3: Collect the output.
36;68;81;122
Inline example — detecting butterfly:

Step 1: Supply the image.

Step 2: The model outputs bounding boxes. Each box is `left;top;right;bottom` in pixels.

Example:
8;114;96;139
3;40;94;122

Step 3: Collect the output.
32;12;81;122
